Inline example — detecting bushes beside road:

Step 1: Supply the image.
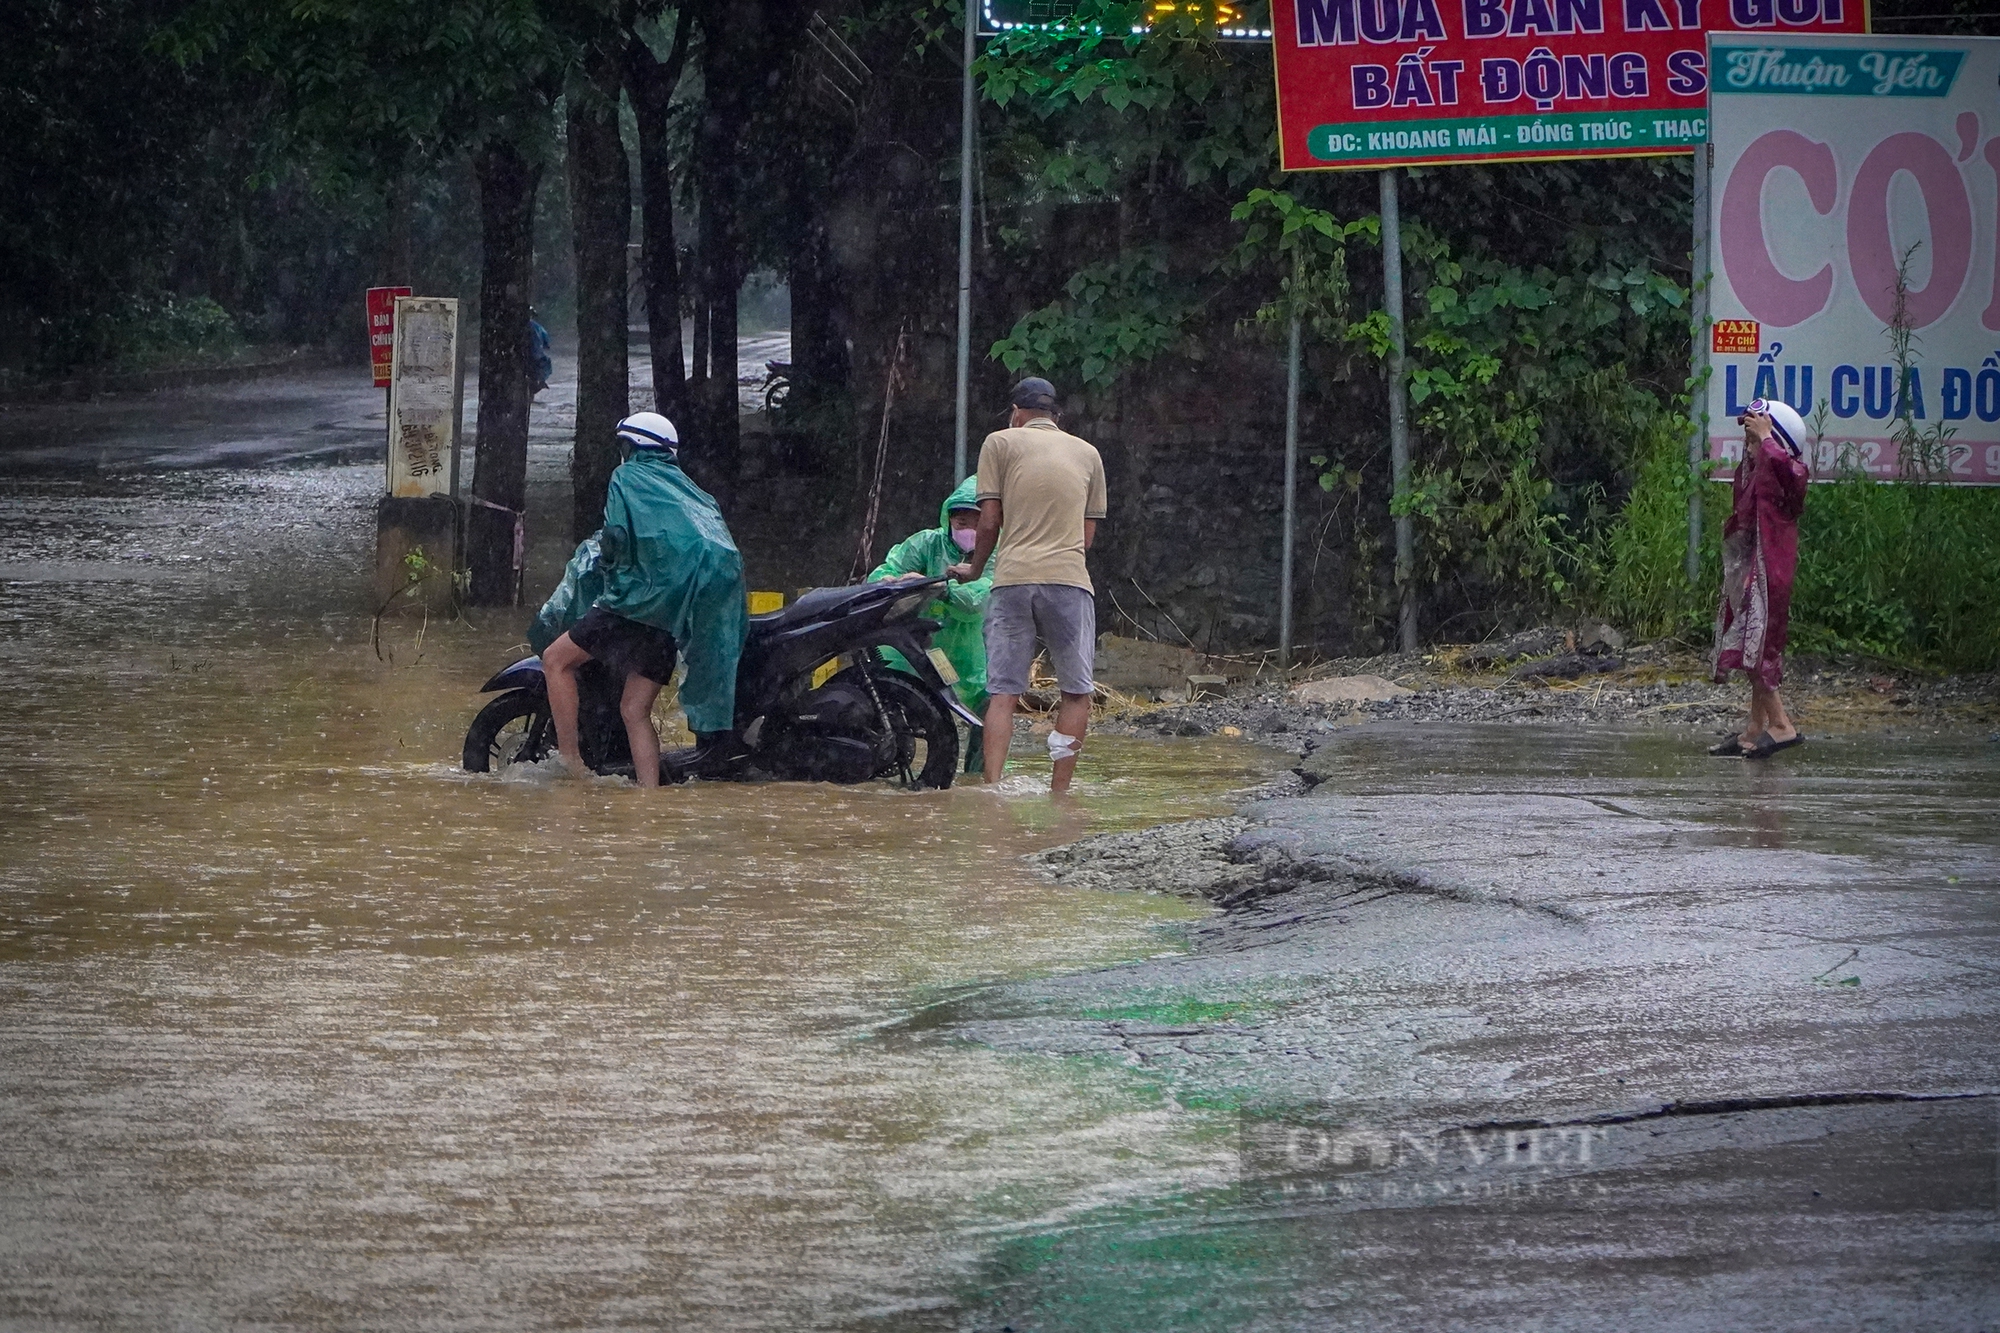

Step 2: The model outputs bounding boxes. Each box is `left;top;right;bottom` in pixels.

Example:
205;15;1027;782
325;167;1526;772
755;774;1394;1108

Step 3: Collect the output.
1606;424;2000;674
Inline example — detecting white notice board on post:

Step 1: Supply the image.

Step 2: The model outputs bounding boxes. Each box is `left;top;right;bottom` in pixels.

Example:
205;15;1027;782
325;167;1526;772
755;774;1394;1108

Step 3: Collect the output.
1707;33;2000;484
387;296;462;498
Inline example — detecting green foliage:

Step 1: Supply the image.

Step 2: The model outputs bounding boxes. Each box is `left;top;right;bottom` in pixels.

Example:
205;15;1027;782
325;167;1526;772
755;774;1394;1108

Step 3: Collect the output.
1789;479;2000;669
977;1;1218;114
1227;189;1376;339
163;0;564;182
974;0;1274;205
972;0;1277;396
990;247;1202;388
1601;419;1712;640
1884;240;1960;483
104;295;243;369
1605;426;2000;671
1342;222;1687;607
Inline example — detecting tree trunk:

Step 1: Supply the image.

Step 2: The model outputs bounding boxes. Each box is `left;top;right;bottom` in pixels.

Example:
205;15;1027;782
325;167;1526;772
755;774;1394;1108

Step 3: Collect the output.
687;185;709;433
384;165;416;287
704;220;738;505
469;141;540;606
787;202;849;404
694;17;742;510
567;47;633;542
627;8;692;431
689;287;709;419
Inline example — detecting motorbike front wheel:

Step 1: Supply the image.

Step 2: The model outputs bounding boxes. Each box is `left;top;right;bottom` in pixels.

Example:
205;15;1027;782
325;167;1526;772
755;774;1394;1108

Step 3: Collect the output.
463;689;554;773
859;668;959;790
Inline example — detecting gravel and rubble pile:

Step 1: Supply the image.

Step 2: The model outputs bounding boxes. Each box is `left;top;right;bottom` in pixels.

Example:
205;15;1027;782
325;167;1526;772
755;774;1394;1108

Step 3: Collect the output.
1024;808;1324;910
1088;633;2000;755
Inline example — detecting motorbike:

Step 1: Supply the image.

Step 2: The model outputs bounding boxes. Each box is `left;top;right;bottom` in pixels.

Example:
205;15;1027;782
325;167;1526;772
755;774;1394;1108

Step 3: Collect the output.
461;575;977;789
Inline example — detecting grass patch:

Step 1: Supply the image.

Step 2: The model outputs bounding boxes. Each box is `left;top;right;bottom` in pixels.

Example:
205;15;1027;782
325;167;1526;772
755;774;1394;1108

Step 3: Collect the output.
1604;427;2000;673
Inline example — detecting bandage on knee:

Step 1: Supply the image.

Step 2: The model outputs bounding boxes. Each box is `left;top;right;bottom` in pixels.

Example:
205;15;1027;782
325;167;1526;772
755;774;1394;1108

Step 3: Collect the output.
1047;731;1081;762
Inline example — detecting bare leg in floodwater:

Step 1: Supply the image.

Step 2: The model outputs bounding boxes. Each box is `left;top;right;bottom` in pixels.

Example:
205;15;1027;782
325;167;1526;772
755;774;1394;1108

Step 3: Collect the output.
542;632;591;778
982;693;1017;786
618;673;664;789
1050;690;1091;796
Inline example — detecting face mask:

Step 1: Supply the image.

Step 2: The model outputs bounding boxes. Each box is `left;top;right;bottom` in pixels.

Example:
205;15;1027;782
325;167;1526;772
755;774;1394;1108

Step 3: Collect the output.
951;527;977;552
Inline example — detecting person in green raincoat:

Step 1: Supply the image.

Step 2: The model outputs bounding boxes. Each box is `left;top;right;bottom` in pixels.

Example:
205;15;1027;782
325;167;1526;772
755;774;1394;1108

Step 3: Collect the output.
531;412;747;786
868;476;992;772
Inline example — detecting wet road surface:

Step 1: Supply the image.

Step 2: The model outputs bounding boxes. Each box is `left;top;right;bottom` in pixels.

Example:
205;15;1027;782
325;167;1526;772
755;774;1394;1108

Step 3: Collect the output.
3;362;1995;1329
932;725;2000;1329
0;329;787;473
0;386;1284;1330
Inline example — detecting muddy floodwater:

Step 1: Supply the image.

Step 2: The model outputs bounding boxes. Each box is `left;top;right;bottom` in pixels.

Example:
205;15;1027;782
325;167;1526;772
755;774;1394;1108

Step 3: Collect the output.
7;389;1996;1332
0;453;1286;1329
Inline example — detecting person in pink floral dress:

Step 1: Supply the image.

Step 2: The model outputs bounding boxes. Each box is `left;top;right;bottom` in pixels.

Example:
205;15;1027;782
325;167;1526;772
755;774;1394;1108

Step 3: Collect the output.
1711;399;1811;759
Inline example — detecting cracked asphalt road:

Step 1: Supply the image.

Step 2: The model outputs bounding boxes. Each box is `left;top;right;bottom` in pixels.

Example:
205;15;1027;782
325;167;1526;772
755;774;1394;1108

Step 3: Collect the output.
906;723;2000;1330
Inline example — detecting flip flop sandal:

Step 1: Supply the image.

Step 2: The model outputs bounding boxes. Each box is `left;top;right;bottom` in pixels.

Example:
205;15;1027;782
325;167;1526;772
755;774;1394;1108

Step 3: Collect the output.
1707;733;1747;756
1744;732;1806;759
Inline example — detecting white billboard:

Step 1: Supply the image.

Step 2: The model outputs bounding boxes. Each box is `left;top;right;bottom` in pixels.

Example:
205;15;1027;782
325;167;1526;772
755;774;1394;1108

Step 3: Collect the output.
1707;32;2000;484
387;296;462;499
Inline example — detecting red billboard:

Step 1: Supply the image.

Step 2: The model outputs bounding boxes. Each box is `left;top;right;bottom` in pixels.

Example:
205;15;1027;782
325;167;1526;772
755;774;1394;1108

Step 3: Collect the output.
1271;0;1869;170
366;286;411;388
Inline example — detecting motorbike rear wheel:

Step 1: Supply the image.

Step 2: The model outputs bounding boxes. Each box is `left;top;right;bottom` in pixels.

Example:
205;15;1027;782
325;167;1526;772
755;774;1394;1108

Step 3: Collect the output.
858;668;959;790
463;690;554;773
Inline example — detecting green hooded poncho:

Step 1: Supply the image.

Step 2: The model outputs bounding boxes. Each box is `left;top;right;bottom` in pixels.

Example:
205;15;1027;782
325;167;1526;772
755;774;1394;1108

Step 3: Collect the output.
529;450;747;733
867;475;990;711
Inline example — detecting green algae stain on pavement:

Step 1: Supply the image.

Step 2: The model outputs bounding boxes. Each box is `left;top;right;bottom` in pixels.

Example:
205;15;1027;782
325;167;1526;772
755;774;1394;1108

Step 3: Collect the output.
940;1195;1317;1333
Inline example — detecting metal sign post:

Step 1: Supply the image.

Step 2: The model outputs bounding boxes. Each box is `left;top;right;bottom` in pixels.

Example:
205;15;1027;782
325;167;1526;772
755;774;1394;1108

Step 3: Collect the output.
1380;170;1416;654
954;3;977;482
1686;141;1711;584
1280;309;1301;667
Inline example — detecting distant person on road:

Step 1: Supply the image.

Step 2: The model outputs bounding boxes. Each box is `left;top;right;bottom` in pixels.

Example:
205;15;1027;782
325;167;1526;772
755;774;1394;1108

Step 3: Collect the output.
528;310;553;396
1710;398;1809;760
869;476;993;773
955;378;1107;795
531;412;747;787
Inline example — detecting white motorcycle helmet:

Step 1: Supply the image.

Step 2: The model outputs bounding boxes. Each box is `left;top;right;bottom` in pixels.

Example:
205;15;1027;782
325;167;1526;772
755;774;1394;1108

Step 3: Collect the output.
1746;398;1808;461
616;412;679;454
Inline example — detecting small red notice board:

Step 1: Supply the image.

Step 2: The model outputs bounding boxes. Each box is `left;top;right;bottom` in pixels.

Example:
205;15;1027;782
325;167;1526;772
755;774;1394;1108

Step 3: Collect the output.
366;287;412;388
1710;319;1759;355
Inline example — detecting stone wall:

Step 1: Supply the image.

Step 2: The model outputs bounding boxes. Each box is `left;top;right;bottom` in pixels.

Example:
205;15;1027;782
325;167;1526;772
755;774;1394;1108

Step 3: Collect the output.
725;336;1406;660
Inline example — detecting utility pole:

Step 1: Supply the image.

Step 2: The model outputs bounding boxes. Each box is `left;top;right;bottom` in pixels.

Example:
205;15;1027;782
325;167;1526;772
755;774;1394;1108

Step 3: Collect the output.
953;2;976;482
1381;169;1417;654
1280;308;1301;668
1686;142;1713;583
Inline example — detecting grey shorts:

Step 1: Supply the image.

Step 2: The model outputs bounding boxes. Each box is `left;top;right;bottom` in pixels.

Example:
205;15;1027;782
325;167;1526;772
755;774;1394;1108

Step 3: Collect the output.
984;583;1096;697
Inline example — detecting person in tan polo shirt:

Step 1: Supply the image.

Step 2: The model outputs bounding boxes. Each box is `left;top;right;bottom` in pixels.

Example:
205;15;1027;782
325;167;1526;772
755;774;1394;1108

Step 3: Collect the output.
953;377;1107;794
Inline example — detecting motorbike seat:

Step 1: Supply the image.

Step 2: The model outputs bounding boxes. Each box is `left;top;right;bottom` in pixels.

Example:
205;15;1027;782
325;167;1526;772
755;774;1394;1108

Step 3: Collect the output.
748;581;931;637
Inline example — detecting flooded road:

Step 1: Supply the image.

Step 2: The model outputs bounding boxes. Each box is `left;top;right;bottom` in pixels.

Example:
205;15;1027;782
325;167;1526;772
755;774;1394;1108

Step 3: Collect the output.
0;439;1284;1328
5;374;1994;1330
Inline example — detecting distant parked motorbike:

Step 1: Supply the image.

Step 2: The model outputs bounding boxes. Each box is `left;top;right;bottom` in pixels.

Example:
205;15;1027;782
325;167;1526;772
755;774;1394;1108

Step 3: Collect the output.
462;576;975;788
